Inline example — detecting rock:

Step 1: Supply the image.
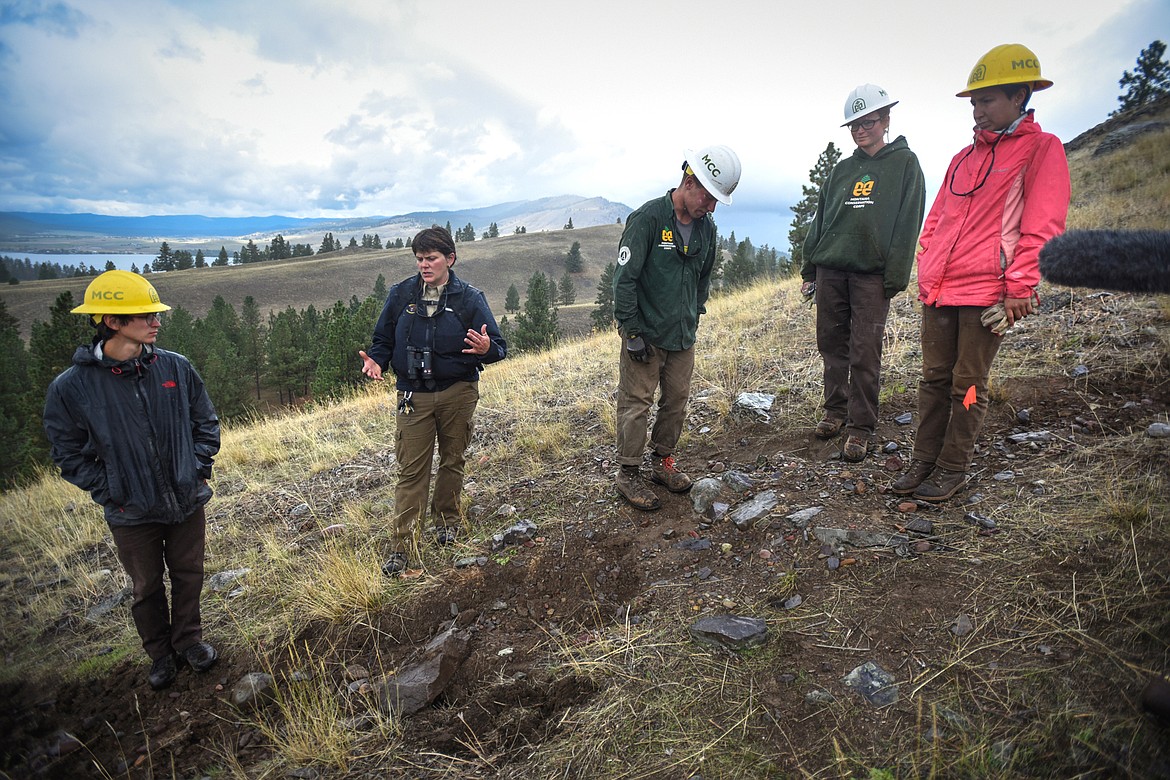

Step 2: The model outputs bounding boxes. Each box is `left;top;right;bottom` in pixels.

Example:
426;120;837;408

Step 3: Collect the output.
912;540;932;553
827;557;840;570
951;614;975;637
85;587;133;622
491;519;538;550
690;478;724;515
904;518;933;535
688;615;768;651
207;568;251;593
735;392;775;421
805;689;835;704
813;527;910;549
1016;408;1032;424
377;625;471;717
785;506;823;528
454;557;487;568
721;470;755;493
696;567;713;580
964;512;997;530
992;470;1015;481
673;538;711;552
1140;675;1170;722
894;412;913;425
1093;120;1170;156
231;673;276;709
709;502;730;521
1070;364;1089;378
897;501;918;513
782;595;802;610
842;661;899;707
1147;423;1170;439
290;503;311;518
344;664;369;681
882;441;899;454
730;491;779;530
1007;431;1056;444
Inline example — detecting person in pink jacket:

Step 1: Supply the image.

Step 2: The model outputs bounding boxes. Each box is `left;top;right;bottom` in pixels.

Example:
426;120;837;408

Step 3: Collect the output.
892;43;1070;502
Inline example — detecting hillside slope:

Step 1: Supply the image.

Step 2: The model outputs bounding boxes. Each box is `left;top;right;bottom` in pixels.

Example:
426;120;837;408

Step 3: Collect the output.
0;104;1167;779
0;223;624;340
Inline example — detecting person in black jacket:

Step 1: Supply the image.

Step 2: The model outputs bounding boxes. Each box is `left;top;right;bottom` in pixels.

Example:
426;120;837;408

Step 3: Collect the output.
359;227;506;576
43;270;220;691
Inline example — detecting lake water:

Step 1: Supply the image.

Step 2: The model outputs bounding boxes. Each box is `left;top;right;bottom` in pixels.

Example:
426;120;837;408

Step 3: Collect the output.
1;252;168;272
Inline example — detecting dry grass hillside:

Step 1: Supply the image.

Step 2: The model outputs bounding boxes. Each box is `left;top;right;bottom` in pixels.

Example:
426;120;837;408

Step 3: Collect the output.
0;223;625;341
0;105;1167;779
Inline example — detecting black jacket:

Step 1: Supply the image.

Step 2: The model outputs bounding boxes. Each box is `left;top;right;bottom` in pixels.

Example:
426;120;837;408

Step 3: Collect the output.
368;271;506;392
43;343;220;527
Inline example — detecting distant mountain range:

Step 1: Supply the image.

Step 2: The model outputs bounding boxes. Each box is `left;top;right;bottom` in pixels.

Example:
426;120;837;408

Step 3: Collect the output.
0;195;631;250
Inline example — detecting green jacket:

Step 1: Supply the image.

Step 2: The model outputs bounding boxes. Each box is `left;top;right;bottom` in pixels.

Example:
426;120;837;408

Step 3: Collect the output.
801;136;925;298
613;191;717;351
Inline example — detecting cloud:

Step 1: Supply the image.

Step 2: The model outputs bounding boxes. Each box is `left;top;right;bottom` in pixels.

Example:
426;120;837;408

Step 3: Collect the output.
0;0;1164;251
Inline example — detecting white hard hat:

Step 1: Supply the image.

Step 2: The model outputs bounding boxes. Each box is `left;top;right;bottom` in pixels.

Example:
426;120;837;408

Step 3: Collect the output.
842;84;899;126
683;145;741;205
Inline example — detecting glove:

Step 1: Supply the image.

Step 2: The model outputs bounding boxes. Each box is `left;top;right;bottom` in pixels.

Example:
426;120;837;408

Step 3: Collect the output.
800;281;816;307
980;302;1010;335
625;335;653;363
981;292;1039;335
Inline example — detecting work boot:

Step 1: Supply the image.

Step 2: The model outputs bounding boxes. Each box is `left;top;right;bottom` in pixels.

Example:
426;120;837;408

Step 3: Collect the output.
913;468;967;503
181;641;218;673
841;435;868;463
148;654;177;690
649;454;692;493
891;460;935;495
381;552;409;577
435;527;458;546
616;466;661;511
814;417;845;439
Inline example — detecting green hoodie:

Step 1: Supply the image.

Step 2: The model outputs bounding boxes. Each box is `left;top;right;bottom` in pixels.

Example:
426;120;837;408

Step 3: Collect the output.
801;136;925;298
613;191;717;351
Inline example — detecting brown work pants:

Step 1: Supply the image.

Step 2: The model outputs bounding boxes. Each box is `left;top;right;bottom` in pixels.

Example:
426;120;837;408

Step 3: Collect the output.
814;267;891;438
109;506;206;662
393;381;478;551
615;343;695;466
913;304;1003;472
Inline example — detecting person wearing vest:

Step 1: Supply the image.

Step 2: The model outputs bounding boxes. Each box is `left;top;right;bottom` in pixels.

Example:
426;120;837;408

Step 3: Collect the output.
360;227;506;575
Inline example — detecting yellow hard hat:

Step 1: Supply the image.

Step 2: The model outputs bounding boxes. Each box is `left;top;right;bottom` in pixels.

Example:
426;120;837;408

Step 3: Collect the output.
957;43;1053;97
71;270;172;324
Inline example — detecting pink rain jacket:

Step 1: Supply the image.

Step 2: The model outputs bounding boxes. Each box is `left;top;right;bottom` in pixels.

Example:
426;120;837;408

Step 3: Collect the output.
917;113;1070;307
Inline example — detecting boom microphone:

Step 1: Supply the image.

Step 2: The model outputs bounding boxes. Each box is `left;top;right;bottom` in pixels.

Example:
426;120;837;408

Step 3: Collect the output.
1039;229;1170;294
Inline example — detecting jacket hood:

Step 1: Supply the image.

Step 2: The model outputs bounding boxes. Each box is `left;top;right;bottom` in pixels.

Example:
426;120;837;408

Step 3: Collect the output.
72;342;158;376
973;111;1041;146
852;134;911;161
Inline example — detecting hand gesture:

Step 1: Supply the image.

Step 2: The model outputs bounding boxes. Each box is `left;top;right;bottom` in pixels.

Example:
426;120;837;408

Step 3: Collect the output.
358;350;383;380
463;325;491;356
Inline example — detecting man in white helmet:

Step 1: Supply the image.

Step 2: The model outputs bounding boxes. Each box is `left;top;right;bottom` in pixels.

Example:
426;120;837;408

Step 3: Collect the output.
43;270;221;691
612;145;741;510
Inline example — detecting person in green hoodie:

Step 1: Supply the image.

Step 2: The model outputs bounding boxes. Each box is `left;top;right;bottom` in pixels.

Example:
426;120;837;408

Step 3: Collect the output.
800;84;925;462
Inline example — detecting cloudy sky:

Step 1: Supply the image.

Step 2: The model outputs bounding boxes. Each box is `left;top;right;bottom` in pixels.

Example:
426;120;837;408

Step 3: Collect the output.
1;0;1166;250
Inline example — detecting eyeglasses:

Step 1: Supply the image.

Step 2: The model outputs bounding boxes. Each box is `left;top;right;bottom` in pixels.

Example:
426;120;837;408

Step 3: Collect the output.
131;313;164;324
849;119;879;132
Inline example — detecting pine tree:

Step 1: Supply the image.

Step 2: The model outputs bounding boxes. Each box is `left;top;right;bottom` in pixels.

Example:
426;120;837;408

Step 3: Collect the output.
558;272;576;305
215;246;229;266
28;291;91;394
174;250;194;270
564;241;583;272
0;299;37;486
789;142;841;269
195;249;206;269
564;217;574;230
512;272;560;353
155;241;174;272
505;283;520;313
590;262;617;331
488;222;499;238
240;296;266;400
1113;40;1170;115
722;237;758;291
